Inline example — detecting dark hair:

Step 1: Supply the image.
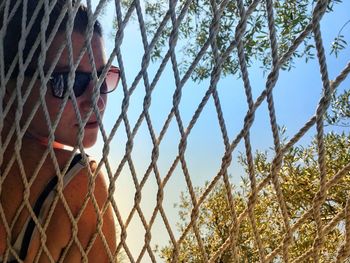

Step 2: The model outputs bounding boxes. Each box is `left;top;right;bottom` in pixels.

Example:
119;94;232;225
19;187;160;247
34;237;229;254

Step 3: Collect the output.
0;0;103;75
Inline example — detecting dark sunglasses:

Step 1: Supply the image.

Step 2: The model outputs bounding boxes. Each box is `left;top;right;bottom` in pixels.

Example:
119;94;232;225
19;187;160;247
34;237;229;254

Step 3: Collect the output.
49;66;120;99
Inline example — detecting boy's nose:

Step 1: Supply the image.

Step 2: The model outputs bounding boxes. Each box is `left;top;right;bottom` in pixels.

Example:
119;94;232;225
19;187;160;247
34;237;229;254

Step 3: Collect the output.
79;81;106;112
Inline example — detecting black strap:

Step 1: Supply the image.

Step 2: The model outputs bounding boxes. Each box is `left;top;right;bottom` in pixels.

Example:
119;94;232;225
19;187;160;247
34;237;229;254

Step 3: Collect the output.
19;154;82;260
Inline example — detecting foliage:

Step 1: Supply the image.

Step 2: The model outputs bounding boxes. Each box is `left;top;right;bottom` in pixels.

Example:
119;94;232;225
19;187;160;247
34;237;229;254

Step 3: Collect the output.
326;89;350;127
111;2;350;261
119;0;345;82
115;0;350;128
110;1;350;261
330;19;350;58
159;132;350;262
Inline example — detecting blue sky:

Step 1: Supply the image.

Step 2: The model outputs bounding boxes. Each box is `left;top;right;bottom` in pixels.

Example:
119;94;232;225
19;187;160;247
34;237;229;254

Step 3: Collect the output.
88;0;350;260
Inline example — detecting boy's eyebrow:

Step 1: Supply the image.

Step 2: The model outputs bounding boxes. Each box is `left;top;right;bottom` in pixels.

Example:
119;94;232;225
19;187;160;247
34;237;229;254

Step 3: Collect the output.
52;65;70;72
53;65;106;72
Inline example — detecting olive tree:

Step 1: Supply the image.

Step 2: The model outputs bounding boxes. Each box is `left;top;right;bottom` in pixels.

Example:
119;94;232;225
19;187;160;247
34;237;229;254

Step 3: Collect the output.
159;132;350;262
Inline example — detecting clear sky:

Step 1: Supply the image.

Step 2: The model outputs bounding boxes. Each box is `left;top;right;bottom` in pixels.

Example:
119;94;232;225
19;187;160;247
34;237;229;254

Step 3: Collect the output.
88;0;350;261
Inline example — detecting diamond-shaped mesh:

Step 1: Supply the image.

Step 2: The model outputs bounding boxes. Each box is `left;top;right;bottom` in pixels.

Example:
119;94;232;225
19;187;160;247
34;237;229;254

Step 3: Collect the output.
0;0;350;262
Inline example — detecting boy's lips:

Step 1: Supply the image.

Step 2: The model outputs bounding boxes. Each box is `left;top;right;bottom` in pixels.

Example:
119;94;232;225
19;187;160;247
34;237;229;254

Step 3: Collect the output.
75;121;99;129
85;121;99;129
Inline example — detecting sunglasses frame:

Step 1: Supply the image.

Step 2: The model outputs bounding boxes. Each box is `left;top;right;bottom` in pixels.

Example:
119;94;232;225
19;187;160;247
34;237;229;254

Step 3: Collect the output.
49;65;120;99
18;65;120;99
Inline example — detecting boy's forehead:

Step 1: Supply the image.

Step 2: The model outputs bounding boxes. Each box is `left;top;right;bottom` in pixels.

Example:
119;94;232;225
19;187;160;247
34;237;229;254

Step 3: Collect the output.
45;32;105;71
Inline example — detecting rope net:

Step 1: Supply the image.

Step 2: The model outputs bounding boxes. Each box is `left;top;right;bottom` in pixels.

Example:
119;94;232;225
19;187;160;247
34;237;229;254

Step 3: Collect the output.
0;0;349;262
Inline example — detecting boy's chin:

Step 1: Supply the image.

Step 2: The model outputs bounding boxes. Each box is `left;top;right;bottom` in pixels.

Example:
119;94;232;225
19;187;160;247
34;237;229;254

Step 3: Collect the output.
82;137;97;149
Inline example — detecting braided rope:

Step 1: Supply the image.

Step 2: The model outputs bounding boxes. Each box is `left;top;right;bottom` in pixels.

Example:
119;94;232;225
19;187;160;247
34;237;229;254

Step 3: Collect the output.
335;197;350;262
209;0;240;260
1;0;349;262
235;0;265;260
264;0;293;261
310;1;332;262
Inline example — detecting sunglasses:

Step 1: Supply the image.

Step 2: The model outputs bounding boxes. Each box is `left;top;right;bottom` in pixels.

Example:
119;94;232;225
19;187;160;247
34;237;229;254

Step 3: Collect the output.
49;66;120;99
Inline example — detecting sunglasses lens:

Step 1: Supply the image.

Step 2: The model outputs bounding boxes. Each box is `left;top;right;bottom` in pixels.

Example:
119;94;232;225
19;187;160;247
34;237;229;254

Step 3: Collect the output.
50;67;120;98
73;73;91;97
50;73;88;98
103;67;120;94
51;74;67;98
